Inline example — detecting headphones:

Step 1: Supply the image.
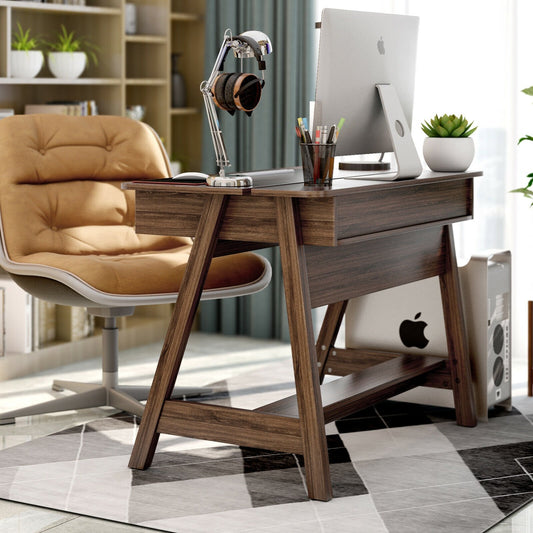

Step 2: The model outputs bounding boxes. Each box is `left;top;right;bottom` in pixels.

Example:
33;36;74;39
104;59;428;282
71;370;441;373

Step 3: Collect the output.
211;34;267;117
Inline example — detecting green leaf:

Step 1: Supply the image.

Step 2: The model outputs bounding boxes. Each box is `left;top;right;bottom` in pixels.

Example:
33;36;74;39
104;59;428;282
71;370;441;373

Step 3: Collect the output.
522;86;533;96
451;124;466;137
518;135;533;144
510;187;533;199
463;126;477;137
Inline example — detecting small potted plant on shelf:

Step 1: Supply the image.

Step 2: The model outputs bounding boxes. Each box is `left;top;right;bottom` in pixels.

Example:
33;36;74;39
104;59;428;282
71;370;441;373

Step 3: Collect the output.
11;22;44;79
45;24;99;79
421;113;477;172
511;87;533;204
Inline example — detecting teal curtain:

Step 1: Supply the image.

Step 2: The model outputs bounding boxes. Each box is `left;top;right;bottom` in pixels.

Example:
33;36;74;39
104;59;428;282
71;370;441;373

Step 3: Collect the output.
199;0;317;340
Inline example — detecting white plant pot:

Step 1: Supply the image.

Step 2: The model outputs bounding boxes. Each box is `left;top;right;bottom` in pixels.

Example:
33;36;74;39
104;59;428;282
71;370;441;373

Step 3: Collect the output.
423;137;475;172
10;50;44;78
48;51;87;79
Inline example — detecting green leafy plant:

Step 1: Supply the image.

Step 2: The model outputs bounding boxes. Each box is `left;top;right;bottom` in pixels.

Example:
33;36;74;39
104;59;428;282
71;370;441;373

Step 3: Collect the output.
421;114;477;138
45;24;99;66
510;86;533;203
11;22;41;51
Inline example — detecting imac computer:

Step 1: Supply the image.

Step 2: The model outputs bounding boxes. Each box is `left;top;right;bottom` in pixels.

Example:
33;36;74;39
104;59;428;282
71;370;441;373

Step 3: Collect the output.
314;9;422;180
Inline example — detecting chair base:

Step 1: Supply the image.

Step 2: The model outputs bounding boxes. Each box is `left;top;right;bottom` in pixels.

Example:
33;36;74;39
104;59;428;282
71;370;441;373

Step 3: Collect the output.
0;380;213;425
0;312;213;425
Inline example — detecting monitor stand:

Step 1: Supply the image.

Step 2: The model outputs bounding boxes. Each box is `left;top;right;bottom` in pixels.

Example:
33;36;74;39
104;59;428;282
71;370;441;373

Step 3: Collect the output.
344;84;422;181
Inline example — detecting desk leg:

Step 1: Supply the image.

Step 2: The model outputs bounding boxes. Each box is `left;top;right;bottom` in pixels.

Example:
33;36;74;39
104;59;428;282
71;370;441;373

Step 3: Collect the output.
129;194;228;470
316;301;348;383
276;197;332;501
439;225;477;427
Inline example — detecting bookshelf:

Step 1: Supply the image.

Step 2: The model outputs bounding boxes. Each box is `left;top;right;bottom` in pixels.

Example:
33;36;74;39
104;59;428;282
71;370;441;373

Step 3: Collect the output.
0;0;205;366
0;0;206;169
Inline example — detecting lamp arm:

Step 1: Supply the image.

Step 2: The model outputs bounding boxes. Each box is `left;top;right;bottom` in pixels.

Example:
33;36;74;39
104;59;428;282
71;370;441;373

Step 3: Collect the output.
201;83;229;176
201;29;235;177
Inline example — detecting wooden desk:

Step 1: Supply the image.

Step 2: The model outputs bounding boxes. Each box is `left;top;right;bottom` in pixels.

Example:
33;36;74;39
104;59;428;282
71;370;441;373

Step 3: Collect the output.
126;170;480;501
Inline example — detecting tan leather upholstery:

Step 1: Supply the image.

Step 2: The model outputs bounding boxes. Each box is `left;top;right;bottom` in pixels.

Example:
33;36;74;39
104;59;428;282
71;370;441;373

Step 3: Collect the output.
0;114;265;296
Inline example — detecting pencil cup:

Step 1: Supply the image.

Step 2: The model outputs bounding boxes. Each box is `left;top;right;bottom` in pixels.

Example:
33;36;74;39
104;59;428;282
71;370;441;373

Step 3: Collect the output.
300;143;336;186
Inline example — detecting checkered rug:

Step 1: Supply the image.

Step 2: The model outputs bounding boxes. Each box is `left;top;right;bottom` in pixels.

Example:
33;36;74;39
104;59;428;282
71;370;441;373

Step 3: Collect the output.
0;375;532;532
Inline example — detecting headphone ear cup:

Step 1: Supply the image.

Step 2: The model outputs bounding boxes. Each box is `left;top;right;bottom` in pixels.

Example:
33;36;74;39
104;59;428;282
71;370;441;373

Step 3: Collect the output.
222;73;240;115
212;73;235;115
233;73;262;114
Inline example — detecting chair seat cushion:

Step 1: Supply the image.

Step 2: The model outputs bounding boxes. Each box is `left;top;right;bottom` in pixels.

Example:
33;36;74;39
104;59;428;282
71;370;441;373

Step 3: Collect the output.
13;248;267;295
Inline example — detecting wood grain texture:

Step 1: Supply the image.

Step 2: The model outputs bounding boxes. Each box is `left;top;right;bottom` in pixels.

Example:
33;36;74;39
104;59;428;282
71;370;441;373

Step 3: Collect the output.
315;301;348;383
276;196;332;501
129;174;475;247
322;348;452;389
305;226;446;308
128;194;228;470
158;401;304;454
335;178;473;240
439;225;477;427
257;354;445;423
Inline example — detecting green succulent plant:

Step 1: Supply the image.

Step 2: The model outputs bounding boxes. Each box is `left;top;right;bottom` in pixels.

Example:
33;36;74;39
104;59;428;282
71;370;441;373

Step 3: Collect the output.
44;24;99;67
510;86;533;204
421;114;477;138
12;22;41;51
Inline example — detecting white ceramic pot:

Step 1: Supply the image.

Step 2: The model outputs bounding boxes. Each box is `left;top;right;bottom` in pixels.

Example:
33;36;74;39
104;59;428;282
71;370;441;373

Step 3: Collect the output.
10;50;44;78
423;136;475;172
48;51;87;79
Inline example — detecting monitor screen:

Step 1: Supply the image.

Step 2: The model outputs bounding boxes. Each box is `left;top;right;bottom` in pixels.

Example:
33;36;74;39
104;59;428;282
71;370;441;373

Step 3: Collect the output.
313;9;419;159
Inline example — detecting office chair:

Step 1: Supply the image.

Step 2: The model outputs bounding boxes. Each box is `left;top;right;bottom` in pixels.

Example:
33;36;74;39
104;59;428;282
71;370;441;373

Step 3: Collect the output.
0;114;271;424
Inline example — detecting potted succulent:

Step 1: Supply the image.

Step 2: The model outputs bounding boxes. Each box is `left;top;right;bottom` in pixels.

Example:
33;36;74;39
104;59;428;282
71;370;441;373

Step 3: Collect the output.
10;22;44;78
421;114;477;172
511;87;533;204
45;24;99;79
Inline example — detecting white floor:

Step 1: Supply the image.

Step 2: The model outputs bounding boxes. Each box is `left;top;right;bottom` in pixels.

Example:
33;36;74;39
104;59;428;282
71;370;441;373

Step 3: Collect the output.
0;333;532;533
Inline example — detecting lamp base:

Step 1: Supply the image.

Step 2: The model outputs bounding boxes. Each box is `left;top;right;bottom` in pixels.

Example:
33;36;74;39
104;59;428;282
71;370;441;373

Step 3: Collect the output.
206;175;253;188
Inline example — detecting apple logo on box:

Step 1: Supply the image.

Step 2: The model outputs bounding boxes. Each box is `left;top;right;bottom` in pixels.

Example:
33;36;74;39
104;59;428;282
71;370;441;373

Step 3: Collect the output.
377;36;385;55
399;312;429;349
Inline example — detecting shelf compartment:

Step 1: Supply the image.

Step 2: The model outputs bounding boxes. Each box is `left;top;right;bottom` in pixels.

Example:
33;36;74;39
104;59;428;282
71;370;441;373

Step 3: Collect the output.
0;1;121;16
0;77;121;85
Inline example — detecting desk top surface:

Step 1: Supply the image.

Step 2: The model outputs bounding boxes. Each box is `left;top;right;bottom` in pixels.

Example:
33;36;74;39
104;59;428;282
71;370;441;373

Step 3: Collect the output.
125;169;482;198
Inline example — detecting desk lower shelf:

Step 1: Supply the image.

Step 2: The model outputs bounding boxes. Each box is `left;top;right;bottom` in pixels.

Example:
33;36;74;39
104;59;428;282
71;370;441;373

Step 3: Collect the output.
155;354;445;455
256;354;445;423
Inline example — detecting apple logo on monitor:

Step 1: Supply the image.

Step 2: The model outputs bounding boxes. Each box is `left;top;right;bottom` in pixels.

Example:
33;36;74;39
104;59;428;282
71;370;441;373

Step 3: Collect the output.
399;312;429;349
377;36;385;55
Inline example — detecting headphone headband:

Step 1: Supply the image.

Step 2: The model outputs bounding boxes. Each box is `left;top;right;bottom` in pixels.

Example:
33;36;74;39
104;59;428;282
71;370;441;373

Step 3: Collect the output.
233;35;266;70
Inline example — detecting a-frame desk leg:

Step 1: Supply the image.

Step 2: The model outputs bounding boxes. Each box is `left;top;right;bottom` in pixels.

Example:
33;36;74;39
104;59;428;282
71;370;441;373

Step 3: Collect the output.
129;194;228;470
316;301;348;384
439;224;477;427
276;197;332;501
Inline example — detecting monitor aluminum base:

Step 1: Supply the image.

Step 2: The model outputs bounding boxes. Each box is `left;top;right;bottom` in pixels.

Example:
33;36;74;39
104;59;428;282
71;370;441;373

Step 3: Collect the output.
344;84;422;181
374;83;422;180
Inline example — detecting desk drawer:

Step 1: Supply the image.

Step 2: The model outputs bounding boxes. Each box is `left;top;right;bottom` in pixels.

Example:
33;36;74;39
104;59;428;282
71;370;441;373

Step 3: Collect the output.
336;179;473;242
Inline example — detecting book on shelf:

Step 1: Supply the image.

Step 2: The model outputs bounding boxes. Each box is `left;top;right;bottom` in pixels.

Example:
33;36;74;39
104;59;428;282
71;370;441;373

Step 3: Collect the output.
24;100;98;116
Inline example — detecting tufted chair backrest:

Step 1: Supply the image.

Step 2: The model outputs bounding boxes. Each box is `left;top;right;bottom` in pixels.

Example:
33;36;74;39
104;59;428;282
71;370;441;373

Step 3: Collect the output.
0;114;189;265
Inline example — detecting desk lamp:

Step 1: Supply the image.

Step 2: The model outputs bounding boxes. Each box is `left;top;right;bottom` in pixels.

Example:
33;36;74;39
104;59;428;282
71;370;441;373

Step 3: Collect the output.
200;28;272;187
